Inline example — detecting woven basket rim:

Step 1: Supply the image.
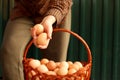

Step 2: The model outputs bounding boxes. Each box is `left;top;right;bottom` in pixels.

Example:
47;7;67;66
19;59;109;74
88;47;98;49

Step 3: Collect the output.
23;28;92;64
23;28;92;80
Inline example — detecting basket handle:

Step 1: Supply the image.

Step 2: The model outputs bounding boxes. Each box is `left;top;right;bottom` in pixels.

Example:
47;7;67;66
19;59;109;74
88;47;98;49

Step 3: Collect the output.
23;28;92;63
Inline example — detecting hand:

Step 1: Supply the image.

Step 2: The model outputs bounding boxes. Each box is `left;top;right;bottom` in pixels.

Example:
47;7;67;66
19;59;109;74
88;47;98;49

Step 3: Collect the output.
41;15;56;39
31;15;56;49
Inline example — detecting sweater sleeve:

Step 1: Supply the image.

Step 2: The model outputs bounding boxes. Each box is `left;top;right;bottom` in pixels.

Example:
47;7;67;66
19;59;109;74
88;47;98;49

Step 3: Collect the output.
44;0;73;25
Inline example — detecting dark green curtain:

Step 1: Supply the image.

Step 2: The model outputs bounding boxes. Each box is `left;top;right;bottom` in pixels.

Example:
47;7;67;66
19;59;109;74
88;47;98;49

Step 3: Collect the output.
0;0;120;80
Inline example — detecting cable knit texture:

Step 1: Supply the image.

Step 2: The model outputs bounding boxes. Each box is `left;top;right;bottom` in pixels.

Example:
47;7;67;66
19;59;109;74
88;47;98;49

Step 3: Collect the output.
10;0;73;25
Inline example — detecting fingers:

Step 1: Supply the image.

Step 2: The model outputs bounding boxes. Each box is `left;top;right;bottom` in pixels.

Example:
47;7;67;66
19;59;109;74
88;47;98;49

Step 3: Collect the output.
31;27;37;39
37;41;49;49
33;38;50;49
31;23;53;49
45;26;53;39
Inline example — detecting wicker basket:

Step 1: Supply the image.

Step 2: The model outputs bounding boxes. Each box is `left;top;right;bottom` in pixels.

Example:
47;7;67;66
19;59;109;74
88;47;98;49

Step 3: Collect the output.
23;28;92;80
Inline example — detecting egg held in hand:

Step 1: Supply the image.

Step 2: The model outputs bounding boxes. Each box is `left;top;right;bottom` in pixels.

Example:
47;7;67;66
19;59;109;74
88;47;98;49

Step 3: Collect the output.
34;24;44;35
36;33;48;45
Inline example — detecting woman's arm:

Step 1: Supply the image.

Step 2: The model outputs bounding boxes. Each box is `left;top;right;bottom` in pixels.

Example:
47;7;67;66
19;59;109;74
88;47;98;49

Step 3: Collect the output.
44;0;73;25
31;0;73;49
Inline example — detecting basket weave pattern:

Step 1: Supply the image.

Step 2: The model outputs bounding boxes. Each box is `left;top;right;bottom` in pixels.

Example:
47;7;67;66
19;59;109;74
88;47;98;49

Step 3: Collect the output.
23;28;92;80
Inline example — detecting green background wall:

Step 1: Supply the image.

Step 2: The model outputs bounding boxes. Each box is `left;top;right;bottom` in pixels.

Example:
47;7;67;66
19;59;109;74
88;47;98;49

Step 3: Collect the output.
0;0;120;80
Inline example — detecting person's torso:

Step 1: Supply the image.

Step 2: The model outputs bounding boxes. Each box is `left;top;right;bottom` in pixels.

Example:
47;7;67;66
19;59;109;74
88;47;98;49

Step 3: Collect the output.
10;0;50;21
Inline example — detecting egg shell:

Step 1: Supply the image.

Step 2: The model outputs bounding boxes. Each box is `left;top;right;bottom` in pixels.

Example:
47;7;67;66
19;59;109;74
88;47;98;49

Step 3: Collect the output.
67;61;73;66
74;61;83;68
59;61;69;69
56;62;60;67
81;77;85;80
29;59;41;69
46;60;57;71
34;24;44;35
37;64;48;73
69;64;80;71
28;70;36;78
40;58;49;65
56;67;68;76
35;76;40;80
36;33;48;45
68;68;77;75
45;71;56;76
54;68;59;73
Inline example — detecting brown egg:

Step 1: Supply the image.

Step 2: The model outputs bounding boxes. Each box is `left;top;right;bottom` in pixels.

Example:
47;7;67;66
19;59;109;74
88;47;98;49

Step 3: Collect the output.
58;61;69;69
69;64;80;71
28;70;40;80
81;77;84;80
54;68;59;73
68;68;77;75
29;59;41;69
40;58;49;65
34;24;44;35
67;61;73;66
36;33;48;45
74;61;83;69
56;62;60;67
37;64;48;73
28;70;36;79
46;60;57;71
45;71;56;76
56;67;68;76
35;76;40;80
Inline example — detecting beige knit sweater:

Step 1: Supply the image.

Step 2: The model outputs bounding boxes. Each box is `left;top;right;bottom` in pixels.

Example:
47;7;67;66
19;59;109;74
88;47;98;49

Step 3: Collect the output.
10;0;73;25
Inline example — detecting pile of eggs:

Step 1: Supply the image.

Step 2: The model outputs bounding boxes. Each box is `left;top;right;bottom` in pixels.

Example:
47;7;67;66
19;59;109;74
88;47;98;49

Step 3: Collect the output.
28;58;83;78
29;24;84;79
